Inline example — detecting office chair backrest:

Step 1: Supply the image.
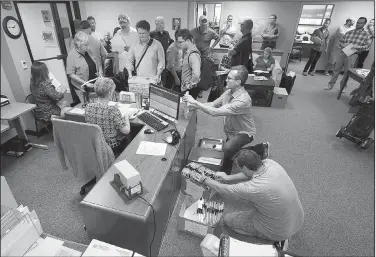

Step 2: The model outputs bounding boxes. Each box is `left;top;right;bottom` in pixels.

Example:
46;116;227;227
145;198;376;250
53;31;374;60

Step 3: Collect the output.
51;116;115;182
25;94;36;105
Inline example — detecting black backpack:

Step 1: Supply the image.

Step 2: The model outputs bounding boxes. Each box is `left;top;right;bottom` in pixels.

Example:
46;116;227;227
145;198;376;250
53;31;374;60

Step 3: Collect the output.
188;51;215;91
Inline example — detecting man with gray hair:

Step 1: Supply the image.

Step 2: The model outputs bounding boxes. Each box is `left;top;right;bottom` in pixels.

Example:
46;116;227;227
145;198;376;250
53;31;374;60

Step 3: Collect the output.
150;16;173;56
183;65;260;174
228;19;253;72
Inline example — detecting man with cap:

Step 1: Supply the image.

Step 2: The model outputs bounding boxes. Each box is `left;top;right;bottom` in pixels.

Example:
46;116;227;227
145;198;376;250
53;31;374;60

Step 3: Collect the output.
79;20;107;71
324;18;355;75
228;19;253;73
261;14;280;50
112;14;138;72
190;15;221;60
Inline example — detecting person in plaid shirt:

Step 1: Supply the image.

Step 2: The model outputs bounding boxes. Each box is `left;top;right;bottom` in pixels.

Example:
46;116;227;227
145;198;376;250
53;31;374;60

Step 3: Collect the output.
325;17;372;92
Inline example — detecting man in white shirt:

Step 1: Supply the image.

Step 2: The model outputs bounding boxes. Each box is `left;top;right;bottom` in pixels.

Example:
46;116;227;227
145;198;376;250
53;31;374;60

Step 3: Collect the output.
324;18;355;75
126;20;165;83
219;15;237;48
113;14;139;71
87;16;104;45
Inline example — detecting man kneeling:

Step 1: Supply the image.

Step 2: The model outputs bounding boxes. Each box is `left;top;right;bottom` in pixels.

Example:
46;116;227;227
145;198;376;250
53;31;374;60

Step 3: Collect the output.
199;149;304;245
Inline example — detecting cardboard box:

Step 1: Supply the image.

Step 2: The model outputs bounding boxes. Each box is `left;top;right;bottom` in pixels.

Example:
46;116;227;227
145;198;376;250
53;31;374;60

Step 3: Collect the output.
198;138;224;152
178;195;218;238
271;87;288;108
188;148;224;171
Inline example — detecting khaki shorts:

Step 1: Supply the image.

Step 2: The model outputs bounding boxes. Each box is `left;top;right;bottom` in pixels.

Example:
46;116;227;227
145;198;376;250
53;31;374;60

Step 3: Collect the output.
328;47;342;65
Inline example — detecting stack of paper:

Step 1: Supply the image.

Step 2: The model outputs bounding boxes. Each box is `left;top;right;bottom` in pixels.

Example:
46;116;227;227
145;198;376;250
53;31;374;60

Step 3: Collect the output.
136;141;167;156
82;239;144;256
229;237;278;257
24;236;81;257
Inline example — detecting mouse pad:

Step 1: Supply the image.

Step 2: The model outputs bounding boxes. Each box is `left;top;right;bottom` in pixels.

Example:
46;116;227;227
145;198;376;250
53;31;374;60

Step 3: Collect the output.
109;175;149;205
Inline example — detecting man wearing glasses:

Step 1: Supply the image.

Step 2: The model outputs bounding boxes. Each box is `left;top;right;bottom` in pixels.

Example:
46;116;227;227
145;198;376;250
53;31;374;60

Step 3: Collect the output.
261;14;280;50
183;65;268;175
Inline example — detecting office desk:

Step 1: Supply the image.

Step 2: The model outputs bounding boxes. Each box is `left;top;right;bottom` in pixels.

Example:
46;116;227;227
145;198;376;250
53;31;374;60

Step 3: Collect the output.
293;41;314;59
1;102;36;142
245;76;275;107
337;68;367;100
212;48;284;66
79;105;197;257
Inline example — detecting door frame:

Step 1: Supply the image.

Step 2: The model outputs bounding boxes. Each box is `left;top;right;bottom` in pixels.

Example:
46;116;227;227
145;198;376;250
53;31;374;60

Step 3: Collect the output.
13;1;75;66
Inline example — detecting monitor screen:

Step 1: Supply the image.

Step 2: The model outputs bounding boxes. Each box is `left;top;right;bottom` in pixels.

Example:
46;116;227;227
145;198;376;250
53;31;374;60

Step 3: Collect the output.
149;84;180;120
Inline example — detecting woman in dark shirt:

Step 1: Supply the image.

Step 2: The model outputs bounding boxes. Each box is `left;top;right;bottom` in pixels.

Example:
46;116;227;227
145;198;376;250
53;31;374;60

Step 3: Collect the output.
30;62;71;120
254;47;275;74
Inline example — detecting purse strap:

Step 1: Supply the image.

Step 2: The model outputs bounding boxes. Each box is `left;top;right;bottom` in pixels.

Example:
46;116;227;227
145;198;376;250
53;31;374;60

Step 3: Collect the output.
135;38;153;73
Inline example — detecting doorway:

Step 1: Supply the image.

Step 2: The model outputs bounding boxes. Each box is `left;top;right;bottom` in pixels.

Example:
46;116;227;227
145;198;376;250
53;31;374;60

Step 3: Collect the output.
195;2;222;34
14;1;75;92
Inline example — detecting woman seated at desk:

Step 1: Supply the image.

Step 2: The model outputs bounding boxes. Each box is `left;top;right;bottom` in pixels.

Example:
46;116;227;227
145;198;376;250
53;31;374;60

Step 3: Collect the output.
30;62;71;120
253;47;275;75
66;31;101;103
85;77;130;156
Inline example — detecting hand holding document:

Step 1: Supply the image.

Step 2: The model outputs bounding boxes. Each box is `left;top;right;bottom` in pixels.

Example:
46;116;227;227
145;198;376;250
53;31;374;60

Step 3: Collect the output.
111;35;126;53
342;43;357;56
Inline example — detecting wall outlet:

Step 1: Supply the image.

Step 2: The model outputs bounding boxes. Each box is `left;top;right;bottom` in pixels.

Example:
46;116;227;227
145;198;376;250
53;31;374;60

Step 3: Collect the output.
21;61;27;70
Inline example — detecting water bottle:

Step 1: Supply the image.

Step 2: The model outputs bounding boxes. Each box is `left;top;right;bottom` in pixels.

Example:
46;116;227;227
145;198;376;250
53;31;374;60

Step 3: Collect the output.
183;91;189;119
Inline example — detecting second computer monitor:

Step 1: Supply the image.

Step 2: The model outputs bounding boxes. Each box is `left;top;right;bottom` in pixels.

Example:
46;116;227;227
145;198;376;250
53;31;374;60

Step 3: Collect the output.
149;84;180;120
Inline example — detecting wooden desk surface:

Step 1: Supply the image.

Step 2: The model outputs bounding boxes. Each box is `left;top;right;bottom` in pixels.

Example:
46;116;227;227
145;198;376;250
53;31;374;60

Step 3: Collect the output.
245;76;275;88
81;106;196;218
1;102;36;120
348;68;367;83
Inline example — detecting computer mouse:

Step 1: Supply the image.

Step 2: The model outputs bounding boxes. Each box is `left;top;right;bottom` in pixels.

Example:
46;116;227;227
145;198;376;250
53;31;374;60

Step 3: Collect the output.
144;129;155;134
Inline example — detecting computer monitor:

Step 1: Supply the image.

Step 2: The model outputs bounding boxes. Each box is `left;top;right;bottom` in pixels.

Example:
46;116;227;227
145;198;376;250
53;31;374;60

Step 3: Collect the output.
149;84;180;120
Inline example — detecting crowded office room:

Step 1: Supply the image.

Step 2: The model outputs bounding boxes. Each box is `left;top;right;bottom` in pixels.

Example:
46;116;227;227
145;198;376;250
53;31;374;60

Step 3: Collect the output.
0;0;374;256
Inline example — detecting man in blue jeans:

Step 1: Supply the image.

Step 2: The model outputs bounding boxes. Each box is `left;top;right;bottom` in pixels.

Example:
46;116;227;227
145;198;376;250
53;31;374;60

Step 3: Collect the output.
183;65;268;174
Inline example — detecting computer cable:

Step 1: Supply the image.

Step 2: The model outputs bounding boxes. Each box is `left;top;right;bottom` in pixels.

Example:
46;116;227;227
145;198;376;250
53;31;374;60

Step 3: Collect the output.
136;195;156;257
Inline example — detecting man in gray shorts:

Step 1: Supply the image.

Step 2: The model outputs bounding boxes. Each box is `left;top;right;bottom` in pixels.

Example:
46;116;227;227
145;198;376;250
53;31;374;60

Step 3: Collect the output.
199;149;304;247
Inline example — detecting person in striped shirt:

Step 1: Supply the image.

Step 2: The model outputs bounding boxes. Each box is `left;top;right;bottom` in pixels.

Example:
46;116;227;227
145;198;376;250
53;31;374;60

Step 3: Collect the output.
325;17;372;92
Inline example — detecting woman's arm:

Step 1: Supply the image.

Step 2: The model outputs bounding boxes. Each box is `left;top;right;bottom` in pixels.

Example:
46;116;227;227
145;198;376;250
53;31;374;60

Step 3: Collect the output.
119;116;130;135
44;82;65;102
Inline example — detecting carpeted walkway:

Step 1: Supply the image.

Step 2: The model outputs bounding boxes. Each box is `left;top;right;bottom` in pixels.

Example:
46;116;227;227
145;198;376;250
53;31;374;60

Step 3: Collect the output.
1;61;374;256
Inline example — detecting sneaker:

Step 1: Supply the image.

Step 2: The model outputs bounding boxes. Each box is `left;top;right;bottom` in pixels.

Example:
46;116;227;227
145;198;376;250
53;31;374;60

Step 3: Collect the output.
198;91;203;98
324;85;333;90
261;142;270;160
302;72;308;76
324;72;330;76
308;71;314;76
342;87;346;93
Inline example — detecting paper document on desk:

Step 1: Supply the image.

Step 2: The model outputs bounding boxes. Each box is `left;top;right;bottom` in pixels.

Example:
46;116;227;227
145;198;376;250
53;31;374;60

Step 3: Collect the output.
198;157;222;166
229;237;278;256
111;36;126;53
82;239;134;256
254;70;270;74
342;44;357;56
68;108;85;115
136;141;167;156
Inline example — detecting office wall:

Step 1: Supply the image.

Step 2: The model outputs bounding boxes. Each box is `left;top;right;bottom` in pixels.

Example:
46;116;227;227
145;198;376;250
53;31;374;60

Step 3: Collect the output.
315;1;375;70
1;2;34;130
79;1;189;37
221;1;302;67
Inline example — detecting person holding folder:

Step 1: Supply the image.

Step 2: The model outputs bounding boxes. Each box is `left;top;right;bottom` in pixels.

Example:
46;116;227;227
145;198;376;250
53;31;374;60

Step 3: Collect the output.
325;17;372;93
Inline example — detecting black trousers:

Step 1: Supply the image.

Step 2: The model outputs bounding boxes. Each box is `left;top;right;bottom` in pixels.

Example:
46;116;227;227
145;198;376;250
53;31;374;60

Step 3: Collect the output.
303;49;322;72
185;86;201;99
261;41;276;50
356;50;369;68
164;70;182;93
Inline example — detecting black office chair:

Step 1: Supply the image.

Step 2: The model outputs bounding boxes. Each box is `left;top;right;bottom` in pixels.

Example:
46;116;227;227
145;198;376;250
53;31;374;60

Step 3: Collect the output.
25;94;52;138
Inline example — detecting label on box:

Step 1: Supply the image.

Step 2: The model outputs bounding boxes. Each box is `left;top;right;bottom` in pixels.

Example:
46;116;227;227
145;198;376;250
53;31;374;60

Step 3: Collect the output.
185;220;208;236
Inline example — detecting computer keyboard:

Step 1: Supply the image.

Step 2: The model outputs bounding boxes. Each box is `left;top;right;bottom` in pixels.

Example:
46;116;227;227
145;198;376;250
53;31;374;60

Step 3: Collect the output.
137;112;168;131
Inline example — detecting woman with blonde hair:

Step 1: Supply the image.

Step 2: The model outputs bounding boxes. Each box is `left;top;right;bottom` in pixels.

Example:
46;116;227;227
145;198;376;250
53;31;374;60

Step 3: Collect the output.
253;47;275;74
66;31;101;103
30;62;71;120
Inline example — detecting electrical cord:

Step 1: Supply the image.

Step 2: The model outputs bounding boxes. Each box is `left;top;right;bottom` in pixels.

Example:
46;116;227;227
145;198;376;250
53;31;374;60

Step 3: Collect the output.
136;195;156;257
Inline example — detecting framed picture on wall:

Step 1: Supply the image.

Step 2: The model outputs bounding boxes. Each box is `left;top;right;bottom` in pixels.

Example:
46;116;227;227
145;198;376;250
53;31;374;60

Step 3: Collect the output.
172;18;181;30
42;30;57;47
